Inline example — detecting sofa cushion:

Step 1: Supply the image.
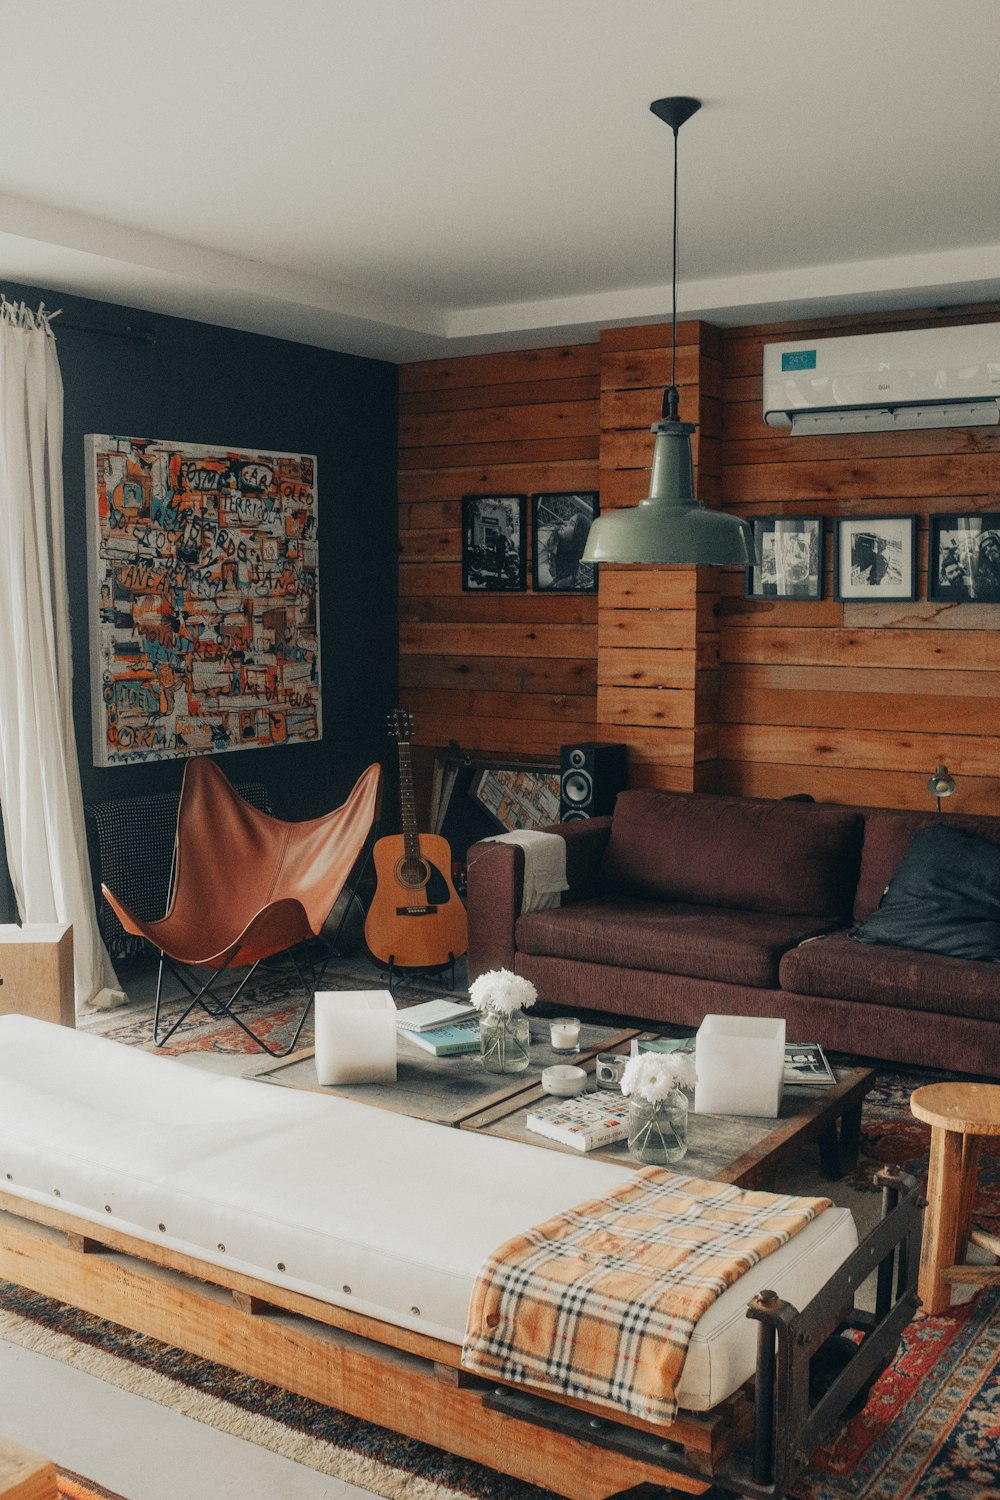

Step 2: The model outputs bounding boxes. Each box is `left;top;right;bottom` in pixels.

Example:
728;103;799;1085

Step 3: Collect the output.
854;809;1000;922
598;791;864;918
779;931;999;1022
516;898;838;988
852;823;1000;962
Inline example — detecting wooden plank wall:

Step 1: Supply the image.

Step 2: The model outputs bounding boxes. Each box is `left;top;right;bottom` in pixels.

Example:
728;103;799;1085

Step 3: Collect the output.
398;304;1000;819
397;347;601;807
716;304;1000;813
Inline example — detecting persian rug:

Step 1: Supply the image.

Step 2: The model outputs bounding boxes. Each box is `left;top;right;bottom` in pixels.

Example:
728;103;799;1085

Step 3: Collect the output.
83;953;461;1057
2;1279;997;1500
793;1286;1000;1500
57;1470;129;1500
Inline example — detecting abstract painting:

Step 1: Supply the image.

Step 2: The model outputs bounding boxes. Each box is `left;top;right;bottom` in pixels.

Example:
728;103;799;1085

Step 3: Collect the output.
85;434;320;765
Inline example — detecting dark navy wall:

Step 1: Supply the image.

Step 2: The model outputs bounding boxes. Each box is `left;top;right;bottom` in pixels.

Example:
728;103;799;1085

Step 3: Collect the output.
1;279;399;825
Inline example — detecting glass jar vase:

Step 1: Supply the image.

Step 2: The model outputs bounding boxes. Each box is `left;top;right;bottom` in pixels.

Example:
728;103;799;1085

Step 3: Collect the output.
627;1087;689;1165
479;1009;531;1073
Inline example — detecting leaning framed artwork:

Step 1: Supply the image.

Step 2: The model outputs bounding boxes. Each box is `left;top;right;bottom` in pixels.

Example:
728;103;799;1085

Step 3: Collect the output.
928;514;1000;602
531;492;599;592
834;516;916;601
461;494;527;591
85;434;321;766
745;516;824;599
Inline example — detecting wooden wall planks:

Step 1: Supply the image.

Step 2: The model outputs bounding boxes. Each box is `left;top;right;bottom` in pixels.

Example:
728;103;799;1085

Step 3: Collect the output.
717;307;1000;813
397;346;600;805
398;305;1000;820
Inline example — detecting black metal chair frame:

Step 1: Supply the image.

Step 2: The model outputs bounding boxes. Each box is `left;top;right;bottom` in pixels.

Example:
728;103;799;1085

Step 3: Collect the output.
151;839;377;1058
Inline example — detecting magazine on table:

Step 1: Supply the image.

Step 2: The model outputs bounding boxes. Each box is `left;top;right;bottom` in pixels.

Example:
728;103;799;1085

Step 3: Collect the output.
404;1018;480;1056
783;1042;836;1087
396;999;476;1032
526;1093;630;1152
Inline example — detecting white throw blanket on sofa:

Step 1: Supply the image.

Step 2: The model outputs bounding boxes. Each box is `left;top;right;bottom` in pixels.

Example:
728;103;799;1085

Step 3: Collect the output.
482;829;568;912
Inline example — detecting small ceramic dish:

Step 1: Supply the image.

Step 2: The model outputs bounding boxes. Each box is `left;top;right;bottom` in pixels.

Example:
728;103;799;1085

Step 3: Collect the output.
540;1064;588;1098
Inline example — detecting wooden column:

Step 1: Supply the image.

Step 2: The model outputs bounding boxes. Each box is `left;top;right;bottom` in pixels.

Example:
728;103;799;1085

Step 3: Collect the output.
596;322;734;791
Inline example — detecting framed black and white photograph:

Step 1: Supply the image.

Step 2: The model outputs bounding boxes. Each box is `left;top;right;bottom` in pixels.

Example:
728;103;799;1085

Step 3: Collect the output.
531;492;599;592
745;516;824;600
461;494;527;591
834;516;916;601
929;514;1000;603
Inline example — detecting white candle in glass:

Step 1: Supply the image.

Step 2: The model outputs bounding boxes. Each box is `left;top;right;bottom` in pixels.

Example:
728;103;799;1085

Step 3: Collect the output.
549;1017;580;1051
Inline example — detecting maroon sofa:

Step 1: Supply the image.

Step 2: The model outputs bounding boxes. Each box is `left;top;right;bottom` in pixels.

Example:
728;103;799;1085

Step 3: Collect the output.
466;789;1000;1078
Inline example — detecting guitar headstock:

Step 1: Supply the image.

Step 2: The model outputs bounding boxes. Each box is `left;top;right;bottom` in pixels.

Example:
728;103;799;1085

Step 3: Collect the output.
387;708;413;744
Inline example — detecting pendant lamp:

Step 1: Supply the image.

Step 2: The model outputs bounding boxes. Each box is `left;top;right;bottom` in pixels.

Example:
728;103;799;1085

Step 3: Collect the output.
583;97;754;567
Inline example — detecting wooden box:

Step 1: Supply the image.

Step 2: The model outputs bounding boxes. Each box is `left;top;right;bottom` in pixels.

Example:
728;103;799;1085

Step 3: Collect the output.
0;924;74;1028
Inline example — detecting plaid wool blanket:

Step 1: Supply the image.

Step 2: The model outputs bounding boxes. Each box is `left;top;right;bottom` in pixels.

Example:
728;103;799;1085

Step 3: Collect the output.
462;1167;831;1424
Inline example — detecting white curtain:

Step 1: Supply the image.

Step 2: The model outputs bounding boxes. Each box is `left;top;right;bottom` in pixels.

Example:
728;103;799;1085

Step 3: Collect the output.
0;299;120;1010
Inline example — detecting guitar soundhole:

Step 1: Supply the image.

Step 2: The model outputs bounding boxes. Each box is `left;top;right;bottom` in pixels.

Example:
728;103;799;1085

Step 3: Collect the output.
396;856;430;889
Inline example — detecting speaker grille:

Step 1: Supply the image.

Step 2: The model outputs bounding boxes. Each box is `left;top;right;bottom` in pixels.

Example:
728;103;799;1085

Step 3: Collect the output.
558;742;628;821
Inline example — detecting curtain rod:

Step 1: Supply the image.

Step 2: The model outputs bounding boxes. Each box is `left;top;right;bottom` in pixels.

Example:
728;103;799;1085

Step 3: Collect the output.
55;318;157;347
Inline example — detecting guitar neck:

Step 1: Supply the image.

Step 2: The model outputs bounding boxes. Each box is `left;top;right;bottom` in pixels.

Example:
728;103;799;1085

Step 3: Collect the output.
398;736;422;862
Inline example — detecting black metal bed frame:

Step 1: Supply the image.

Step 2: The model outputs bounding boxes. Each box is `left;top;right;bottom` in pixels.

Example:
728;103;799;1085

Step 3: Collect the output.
485;1165;923;1499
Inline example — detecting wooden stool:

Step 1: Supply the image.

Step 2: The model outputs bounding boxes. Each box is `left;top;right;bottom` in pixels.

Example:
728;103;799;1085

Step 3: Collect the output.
911;1081;1000;1315
0;1437;57;1500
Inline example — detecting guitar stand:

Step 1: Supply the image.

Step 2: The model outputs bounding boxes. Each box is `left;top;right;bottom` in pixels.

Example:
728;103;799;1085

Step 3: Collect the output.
381;951;460;996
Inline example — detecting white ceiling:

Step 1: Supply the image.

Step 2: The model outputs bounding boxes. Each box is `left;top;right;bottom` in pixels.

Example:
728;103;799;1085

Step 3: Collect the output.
2;0;1000;362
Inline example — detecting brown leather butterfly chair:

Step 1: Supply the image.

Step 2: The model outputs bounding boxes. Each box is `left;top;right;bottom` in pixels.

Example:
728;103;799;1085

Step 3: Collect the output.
102;757;382;1055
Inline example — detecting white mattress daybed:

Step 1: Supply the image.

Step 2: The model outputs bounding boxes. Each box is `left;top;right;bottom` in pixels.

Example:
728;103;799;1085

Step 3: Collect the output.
0;1015;921;1500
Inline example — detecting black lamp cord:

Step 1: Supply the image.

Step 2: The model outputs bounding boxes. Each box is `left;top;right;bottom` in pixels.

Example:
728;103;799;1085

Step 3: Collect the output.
662;123;681;423
671;119;679;392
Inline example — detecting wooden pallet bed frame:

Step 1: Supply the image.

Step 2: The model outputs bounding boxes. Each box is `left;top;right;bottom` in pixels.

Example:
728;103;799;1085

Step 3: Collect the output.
0;1168;921;1500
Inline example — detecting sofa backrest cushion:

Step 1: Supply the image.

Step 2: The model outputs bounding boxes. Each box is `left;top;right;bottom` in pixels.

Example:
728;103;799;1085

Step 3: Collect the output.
854;808;1000;921
598;790;864;918
852;822;1000;961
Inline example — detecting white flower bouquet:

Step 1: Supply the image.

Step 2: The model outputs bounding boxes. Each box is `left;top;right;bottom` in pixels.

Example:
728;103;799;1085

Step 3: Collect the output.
620;1050;697;1103
468;969;537;1016
620;1050;697;1164
468;969;536;1072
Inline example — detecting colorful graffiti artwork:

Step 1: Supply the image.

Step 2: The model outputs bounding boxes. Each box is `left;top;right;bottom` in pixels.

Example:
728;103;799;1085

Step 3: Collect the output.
85;435;321;765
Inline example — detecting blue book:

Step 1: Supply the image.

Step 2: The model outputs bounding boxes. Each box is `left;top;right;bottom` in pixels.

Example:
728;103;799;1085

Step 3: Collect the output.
405;1018;480;1056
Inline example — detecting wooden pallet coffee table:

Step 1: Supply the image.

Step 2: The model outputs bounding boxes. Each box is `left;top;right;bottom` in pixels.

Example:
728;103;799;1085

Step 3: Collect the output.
462;1041;876;1188
245;1016;639;1126
250;1021;875;1188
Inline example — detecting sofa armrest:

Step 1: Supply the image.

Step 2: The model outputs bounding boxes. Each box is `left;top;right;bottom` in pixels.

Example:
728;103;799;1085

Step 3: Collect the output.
465;819;612;982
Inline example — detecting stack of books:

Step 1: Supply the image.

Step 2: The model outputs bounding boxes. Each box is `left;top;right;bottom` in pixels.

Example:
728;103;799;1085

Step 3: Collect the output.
526;1093;630;1152
396;999;480;1056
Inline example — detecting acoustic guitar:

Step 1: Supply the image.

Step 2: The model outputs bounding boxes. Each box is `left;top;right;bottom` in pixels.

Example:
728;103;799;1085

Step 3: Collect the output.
364;709;468;970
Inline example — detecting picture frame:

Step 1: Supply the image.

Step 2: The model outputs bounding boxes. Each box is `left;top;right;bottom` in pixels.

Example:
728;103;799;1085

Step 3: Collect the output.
530;492;599;592
84;433;320;765
834;516;916;601
745;515;824;600
461;494;527;592
928;513;1000;603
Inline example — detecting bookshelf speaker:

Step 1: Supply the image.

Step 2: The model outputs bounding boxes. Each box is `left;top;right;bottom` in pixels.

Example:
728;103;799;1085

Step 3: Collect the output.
559;742;628;822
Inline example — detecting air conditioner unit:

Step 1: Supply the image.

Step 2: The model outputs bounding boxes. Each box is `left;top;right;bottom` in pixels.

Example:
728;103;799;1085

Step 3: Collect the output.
763;323;1000;435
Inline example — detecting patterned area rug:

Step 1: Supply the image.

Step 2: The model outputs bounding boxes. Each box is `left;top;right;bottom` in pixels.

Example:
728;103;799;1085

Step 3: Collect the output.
85;955;459;1056
793;1287;1000;1500
58;1470;129;1500
1;1277;997;1500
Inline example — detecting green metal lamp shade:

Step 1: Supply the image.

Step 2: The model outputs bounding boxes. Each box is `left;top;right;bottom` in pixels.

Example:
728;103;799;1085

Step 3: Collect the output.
582;408;754;567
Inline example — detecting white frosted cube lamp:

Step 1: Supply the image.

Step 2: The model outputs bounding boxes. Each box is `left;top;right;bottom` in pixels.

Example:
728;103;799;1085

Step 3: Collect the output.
314;990;397;1085
694;1014;785;1118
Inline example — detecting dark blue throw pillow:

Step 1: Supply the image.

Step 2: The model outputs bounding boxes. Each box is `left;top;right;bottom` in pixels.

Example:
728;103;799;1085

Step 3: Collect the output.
851;822;1000;961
